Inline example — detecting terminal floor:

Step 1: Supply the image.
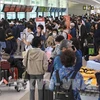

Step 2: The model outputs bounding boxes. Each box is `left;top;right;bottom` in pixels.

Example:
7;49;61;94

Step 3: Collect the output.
0;73;99;100
0;58;99;100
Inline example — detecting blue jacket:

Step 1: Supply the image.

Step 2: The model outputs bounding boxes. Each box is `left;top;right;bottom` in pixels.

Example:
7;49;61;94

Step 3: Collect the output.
70;27;76;38
53;51;82;72
49;66;86;100
53;55;63;71
74;50;82;72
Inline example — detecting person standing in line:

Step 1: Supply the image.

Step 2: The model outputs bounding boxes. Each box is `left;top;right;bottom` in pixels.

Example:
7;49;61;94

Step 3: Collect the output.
23;37;48;100
22;24;34;51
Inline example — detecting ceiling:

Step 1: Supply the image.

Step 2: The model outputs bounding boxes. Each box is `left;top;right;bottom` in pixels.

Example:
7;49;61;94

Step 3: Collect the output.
69;0;100;6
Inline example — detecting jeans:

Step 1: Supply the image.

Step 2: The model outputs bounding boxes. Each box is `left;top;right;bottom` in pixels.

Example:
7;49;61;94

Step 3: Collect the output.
0;41;6;51
29;74;43;100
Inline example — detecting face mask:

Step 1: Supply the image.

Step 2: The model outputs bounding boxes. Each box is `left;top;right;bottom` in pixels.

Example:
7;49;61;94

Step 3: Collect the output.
16;23;19;25
53;33;57;37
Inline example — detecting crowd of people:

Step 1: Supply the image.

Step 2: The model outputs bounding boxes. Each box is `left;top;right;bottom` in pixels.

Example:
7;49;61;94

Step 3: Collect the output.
0;13;100;100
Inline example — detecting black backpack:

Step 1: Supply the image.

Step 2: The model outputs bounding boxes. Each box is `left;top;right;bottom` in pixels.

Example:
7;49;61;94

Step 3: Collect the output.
55;70;77;100
5;38;17;55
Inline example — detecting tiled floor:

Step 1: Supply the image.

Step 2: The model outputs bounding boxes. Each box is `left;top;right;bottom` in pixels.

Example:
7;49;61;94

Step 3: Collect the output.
0;73;99;100
0;59;99;100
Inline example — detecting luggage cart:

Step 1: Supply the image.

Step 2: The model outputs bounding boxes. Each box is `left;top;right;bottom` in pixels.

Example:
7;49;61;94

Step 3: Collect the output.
0;61;26;94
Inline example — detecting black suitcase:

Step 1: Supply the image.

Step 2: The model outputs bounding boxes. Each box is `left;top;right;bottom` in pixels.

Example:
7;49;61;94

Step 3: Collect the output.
43;82;53;100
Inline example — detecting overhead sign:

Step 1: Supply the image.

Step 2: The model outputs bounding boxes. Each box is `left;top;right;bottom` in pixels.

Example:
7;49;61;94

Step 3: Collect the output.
36;6;50;12
9;5;16;12
3;4;10;12
25;6;33;12
61;8;66;12
2;4;33;12
15;5;21;12
64;15;70;30
20;5;26;12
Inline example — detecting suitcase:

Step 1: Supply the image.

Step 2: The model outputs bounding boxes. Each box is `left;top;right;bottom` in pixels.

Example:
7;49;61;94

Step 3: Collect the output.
0;61;10;70
43;82;53;100
9;68;18;80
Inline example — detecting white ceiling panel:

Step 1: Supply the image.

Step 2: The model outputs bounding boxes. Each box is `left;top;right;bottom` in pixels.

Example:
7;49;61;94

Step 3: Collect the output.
69;0;100;6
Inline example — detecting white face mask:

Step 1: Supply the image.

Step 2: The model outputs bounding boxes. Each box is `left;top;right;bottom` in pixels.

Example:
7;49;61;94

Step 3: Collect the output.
53;33;57;37
16;23;19;25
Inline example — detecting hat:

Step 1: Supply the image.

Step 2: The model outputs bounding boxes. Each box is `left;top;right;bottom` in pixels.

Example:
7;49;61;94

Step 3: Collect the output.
60;39;72;50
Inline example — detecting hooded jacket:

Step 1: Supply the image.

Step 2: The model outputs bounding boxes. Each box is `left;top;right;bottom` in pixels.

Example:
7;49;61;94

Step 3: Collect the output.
23;48;48;75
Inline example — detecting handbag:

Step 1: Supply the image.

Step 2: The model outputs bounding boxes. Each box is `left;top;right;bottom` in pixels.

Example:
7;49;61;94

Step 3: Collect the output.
22;50;30;80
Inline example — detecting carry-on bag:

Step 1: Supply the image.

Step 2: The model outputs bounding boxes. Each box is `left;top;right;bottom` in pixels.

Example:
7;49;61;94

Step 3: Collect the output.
54;70;77;100
43;82;53;100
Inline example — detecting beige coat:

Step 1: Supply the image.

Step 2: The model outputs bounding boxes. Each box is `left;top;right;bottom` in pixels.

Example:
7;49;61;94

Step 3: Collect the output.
23;48;48;75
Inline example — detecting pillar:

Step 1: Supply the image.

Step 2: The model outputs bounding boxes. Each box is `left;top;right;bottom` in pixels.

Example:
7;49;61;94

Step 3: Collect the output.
4;12;7;19
25;0;31;20
44;0;49;17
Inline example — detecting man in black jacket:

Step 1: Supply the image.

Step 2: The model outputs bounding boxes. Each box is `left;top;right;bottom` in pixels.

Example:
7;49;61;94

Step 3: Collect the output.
0;22;6;51
77;19;87;56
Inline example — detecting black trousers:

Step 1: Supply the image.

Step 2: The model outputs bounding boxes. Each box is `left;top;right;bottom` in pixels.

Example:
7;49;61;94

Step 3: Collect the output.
29;74;43;100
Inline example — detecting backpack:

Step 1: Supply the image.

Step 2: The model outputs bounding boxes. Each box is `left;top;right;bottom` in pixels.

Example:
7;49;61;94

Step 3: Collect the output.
5;38;17;55
55;70;77;100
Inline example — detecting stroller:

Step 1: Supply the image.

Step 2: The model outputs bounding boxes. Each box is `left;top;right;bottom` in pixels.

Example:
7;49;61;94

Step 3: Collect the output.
0;57;26;93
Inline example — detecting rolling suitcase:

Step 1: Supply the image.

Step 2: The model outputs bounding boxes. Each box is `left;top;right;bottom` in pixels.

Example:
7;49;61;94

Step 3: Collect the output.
43;82;53;100
9;68;18;80
1;61;10;70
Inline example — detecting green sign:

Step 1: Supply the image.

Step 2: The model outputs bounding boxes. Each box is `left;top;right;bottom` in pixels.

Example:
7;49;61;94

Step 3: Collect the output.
88;48;94;55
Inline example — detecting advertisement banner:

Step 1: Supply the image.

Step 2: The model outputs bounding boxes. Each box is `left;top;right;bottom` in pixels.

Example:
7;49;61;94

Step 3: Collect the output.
64;15;70;30
36;17;45;32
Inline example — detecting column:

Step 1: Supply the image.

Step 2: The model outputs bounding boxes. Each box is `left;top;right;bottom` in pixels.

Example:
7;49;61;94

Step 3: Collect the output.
16;12;18;19
58;0;60;17
44;0;48;17
25;0;31;20
4;12;7;19
66;0;68;15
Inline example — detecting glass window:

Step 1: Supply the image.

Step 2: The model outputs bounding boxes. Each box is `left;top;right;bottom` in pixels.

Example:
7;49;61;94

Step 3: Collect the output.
0;4;3;12
55;12;58;17
18;12;25;19
30;13;36;18
4;0;12;3
62;12;66;16
12;0;19;4
7;12;16;19
19;0;25;4
60;0;67;8
38;12;43;17
31;0;45;6
0;4;4;19
30;6;37;18
0;12;4;19
48;0;58;7
51;12;54;18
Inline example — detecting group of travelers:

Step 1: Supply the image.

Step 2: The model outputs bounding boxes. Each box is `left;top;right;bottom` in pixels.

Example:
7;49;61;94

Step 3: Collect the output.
0;13;100;100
